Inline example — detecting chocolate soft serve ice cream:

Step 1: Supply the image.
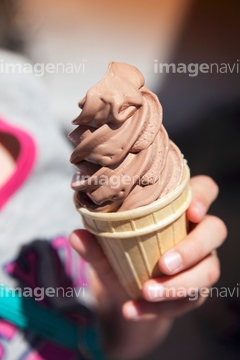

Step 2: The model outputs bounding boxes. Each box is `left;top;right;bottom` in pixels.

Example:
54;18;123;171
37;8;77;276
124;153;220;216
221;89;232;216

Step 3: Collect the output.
69;61;191;299
69;61;184;212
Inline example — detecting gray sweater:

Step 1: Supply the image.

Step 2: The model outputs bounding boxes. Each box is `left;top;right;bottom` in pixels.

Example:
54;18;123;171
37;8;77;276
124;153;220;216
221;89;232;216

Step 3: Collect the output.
0;50;98;359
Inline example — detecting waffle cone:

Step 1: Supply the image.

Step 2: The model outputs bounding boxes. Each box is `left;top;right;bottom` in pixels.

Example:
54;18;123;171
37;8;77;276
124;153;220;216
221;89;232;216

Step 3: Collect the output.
75;162;191;299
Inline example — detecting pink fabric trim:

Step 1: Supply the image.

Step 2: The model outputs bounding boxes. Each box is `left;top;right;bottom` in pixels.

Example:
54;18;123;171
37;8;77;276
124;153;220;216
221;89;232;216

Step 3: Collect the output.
0;118;37;210
0;319;17;340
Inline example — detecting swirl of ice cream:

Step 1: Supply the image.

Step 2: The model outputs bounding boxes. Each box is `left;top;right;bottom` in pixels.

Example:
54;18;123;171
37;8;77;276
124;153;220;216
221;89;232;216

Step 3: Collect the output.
69;61;184;212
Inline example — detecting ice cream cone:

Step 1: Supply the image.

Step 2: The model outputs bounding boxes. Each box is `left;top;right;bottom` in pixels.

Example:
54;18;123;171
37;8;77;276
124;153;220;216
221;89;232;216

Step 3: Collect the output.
75;161;191;299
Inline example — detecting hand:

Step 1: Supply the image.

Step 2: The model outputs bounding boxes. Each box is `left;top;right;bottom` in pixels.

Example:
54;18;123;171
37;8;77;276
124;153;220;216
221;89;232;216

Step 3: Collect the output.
69;176;227;358
123;176;227;320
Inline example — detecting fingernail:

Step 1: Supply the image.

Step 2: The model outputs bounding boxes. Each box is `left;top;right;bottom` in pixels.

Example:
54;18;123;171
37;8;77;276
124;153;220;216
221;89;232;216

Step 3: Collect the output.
124;303;139;319
163;250;183;273
147;283;165;301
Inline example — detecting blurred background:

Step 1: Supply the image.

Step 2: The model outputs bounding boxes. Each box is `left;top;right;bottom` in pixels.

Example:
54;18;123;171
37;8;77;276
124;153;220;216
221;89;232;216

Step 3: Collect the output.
0;0;239;359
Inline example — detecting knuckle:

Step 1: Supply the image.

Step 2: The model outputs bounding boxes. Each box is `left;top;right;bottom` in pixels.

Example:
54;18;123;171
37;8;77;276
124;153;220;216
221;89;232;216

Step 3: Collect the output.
194;175;219;198
209;215;228;242
201;176;219;197
205;176;219;194
184;237;203;261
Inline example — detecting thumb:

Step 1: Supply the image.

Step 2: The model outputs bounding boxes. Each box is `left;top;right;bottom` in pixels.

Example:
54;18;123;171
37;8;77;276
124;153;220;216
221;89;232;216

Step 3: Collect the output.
69;230;128;304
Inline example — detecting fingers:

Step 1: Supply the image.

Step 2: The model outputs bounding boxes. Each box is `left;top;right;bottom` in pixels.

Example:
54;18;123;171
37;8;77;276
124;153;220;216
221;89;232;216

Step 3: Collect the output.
123;251;220;320
187;175;219;223
143;251;220;303
69;230;117;290
123;295;206;321
122;176;226;321
123;250;221;320
159;215;227;275
69;230;127;302
70;229;105;263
